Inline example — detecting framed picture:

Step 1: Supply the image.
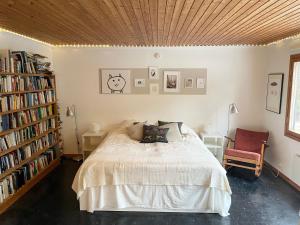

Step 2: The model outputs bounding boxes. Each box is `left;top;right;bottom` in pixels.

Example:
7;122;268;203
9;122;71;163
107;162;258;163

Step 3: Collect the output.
164;71;180;93
149;67;159;80
266;73;284;114
101;70;131;94
196;78;205;89
134;78;145;87
150;83;159;95
184;78;193;88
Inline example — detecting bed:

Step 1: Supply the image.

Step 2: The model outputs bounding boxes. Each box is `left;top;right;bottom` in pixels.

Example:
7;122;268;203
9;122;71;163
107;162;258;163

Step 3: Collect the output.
72;122;232;216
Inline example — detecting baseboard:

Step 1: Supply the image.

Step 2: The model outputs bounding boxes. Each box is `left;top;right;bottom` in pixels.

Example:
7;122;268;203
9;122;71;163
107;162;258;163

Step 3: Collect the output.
264;161;300;192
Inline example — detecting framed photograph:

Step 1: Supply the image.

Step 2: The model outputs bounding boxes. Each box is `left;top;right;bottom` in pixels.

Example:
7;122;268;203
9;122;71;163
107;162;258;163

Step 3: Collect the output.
266;73;284;114
164;71;180;93
101;70;131;94
150;83;159;95
149;67;159;80
196;78;205;89
134;78;145;87
184;78;193;88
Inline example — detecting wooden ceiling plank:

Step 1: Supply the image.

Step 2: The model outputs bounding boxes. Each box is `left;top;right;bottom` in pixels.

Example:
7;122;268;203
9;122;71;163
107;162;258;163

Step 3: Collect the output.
207;0;290;44
139;0;154;44
148;0;159;45
173;0;204;45
166;0;186;45
162;0;176;45
184;0;233;44
157;0;167;45
202;0;276;44
171;0;195;45
226;5;300;44
213;0;299;45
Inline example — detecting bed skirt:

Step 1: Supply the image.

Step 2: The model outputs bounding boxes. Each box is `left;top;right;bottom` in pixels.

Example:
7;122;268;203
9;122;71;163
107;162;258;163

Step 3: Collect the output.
79;185;231;217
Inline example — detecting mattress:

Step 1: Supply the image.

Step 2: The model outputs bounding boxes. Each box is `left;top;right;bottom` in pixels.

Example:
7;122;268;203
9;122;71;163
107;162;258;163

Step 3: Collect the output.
72;122;232;216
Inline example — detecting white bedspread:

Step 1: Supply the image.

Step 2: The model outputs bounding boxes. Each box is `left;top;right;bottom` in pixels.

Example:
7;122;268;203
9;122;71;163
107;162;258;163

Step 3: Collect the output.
72;124;232;199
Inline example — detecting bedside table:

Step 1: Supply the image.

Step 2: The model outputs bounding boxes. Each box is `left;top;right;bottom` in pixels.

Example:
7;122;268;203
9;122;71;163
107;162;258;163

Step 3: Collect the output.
200;133;225;163
82;131;107;160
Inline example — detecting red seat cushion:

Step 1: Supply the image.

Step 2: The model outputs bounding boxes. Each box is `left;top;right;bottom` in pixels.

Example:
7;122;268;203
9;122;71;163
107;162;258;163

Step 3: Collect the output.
225;148;261;161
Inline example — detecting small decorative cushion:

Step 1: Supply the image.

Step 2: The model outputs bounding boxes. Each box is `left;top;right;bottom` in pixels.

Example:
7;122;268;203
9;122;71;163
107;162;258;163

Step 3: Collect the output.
140;125;169;143
127;122;145;141
225;148;261;161
159;123;182;142
158;120;183;134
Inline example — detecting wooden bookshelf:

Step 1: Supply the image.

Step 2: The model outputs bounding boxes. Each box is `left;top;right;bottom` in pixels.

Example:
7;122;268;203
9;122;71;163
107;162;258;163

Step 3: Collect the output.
0;69;62;214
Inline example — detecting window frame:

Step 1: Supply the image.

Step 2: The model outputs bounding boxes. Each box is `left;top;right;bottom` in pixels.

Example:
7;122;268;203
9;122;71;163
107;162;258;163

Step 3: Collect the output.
285;54;300;141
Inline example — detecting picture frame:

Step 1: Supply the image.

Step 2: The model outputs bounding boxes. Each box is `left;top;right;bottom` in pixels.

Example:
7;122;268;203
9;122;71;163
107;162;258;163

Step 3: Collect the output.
150;83;159;95
196;78;205;89
184;77;193;88
163;71;180;93
134;78;145;87
149;67;159;80
101;69;131;94
266;73;284;114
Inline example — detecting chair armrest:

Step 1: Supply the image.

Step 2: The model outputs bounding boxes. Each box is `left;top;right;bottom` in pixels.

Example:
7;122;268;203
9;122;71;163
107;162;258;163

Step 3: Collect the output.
262;141;269;149
224;136;235;142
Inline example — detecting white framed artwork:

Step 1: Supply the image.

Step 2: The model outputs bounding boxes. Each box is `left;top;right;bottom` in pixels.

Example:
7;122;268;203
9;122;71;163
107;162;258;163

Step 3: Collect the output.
150;83;159;95
266;73;284;114
101;70;131;94
134;78;146;87
149;67;159;80
196;78;205;89
184;78;193;88
163;71;180;93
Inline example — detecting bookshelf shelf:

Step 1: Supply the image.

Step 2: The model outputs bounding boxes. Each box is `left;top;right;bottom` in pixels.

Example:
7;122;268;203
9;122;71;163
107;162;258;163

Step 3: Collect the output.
0;88;55;95
0;50;62;213
0;115;58;137
0;157;60;214
0;101;56;116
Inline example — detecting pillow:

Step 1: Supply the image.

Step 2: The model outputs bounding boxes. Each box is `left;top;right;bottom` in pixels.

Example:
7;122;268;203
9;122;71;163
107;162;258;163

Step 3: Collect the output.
158;120;183;134
127;122;145;141
140;125;169;143
159;123;182;142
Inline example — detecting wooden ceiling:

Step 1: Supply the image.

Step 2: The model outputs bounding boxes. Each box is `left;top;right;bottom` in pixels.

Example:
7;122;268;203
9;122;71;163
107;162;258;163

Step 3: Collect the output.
1;0;300;46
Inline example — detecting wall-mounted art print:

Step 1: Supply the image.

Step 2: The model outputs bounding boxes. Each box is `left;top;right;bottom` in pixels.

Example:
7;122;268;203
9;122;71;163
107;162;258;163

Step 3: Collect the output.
196;78;205;89
150;83;159;95
149;67;159;80
164;71;180;93
101;70;131;94
184;78;193;88
266;73;284;114
134;78;146;87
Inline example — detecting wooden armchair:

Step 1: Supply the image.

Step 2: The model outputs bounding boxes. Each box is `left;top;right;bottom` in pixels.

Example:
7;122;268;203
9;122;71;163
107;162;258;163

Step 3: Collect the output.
223;128;269;177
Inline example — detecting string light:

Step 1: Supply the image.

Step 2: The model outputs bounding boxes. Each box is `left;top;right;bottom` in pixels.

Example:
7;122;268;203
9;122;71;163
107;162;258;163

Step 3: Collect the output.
1;26;300;48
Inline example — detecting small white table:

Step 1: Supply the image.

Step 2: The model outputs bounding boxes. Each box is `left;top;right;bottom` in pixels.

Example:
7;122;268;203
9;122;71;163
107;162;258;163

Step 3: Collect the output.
200;133;225;163
82;131;107;160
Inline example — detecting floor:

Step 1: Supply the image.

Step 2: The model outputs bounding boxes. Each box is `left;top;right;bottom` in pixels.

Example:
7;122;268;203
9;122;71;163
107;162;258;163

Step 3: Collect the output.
0;159;299;225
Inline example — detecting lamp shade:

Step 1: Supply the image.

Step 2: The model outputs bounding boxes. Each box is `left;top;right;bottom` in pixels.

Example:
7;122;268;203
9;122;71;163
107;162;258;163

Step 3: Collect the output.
229;103;239;114
66;106;74;117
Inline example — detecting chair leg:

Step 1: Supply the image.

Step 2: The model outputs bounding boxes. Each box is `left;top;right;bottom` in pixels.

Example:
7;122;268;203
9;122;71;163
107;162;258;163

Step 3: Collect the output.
223;158;227;169
255;165;261;177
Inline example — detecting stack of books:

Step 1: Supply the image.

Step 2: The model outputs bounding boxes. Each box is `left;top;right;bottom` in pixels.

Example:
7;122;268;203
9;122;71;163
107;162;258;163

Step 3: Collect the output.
0;148;57;203
0;50;52;74
0;90;56;112
0;76;54;92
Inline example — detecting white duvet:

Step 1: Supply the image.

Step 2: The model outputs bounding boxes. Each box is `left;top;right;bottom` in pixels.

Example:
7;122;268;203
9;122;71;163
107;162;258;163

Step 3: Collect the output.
72;123;232;200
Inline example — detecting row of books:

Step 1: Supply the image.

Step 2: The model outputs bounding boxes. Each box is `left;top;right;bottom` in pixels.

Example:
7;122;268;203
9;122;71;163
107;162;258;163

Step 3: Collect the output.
0;125;57;152
0;105;54;132
0;90;56;112
0;76;55;93
0;49;52;74
0;133;57;175
0;148;57;203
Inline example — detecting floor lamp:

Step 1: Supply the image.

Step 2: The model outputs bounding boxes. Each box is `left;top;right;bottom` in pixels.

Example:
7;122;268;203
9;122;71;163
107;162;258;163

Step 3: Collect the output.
227;103;239;136
66;105;82;161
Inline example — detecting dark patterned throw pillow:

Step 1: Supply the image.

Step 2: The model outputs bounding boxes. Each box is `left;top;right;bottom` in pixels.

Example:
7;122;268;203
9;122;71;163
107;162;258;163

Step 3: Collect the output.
140;125;169;143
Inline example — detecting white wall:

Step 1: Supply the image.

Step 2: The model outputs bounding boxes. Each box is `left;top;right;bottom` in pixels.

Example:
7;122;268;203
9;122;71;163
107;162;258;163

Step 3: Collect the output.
264;39;300;186
52;46;267;154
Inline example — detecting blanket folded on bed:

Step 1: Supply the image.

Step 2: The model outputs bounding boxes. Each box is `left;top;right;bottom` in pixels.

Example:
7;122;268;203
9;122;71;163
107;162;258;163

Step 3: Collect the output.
72;124;232;198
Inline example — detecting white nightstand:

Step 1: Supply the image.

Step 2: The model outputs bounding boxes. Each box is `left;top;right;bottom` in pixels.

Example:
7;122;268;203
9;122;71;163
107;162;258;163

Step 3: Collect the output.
200;133;225;163
82;131;107;160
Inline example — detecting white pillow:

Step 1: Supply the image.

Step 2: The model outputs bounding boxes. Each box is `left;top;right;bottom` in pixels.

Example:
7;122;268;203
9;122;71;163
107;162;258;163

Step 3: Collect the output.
127;122;145;141
159;123;182;142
